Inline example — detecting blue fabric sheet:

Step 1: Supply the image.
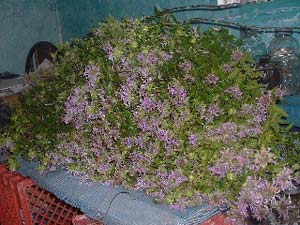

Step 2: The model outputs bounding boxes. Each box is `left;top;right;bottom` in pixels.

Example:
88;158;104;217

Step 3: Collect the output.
17;158;222;225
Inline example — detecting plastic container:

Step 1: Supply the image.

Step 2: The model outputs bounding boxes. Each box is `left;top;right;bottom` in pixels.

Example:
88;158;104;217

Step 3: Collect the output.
268;28;300;95
240;28;267;64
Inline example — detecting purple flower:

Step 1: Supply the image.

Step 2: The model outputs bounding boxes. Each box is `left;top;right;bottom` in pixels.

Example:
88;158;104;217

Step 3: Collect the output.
188;133;199;146
272;196;292;220
209;162;228;178
168;171;188;188
3;142;14;153
137;50;173;65
173;110;189;128
137;53;147;64
255;108;267;123
138;66;149;79
254;91;273;123
225;208;248;225
83;64;100;89
123;137;135;148
236;177;267;219
103;42;114;61
179;60;192;73
254;148;275;169
231;50;244;61
168;86;177;96
148;189;165;201
119;77;136;107
119;88;130;106
137;119;153;132
169;138;180;148
63;87;88;129
135;136;146;149
273;167;294;191
225;86;243;100
168;84;187;105
246;123;263;136
137;51;158;65
239;104;254;116
115;57;133;77
273;88;285;98
130;152;151;174
222;64;233;73
257;91;272;106
161;52;173;61
260;181;277;202
210;148;254;178
177;88;187;103
98;164;110;172
209;192;228;208
94;28;102;36
135;177;150;190
156;128;170;143
170;198;188;211
213;122;238;143
205;73;219;85
140;96;157;112
236;200;249;217
204;104;222;123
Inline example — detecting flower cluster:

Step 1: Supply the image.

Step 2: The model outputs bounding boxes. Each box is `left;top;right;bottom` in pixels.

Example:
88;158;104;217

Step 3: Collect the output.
227;175;295;224
4;17;300;224
209;148;255;178
204;73;219;85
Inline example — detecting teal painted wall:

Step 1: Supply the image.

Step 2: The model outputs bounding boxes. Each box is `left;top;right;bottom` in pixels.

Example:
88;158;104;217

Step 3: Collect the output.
0;0;299;75
0;0;60;75
58;0;299;42
57;0;215;41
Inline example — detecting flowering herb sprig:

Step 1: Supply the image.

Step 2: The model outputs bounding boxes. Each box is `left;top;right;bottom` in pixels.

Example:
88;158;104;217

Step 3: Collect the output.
2;16;300;224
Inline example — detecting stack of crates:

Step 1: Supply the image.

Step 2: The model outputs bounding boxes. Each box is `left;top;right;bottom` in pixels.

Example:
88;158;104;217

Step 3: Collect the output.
0;164;84;225
0;164;25;224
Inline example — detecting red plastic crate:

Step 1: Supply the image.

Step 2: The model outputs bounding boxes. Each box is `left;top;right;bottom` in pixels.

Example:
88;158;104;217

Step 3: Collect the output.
201;214;228;225
72;215;103;225
17;179;82;225
0;164;26;225
0;163;83;225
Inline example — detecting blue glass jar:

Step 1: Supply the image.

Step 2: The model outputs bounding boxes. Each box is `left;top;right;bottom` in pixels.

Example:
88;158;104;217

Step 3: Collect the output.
268;28;300;96
240;29;267;64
